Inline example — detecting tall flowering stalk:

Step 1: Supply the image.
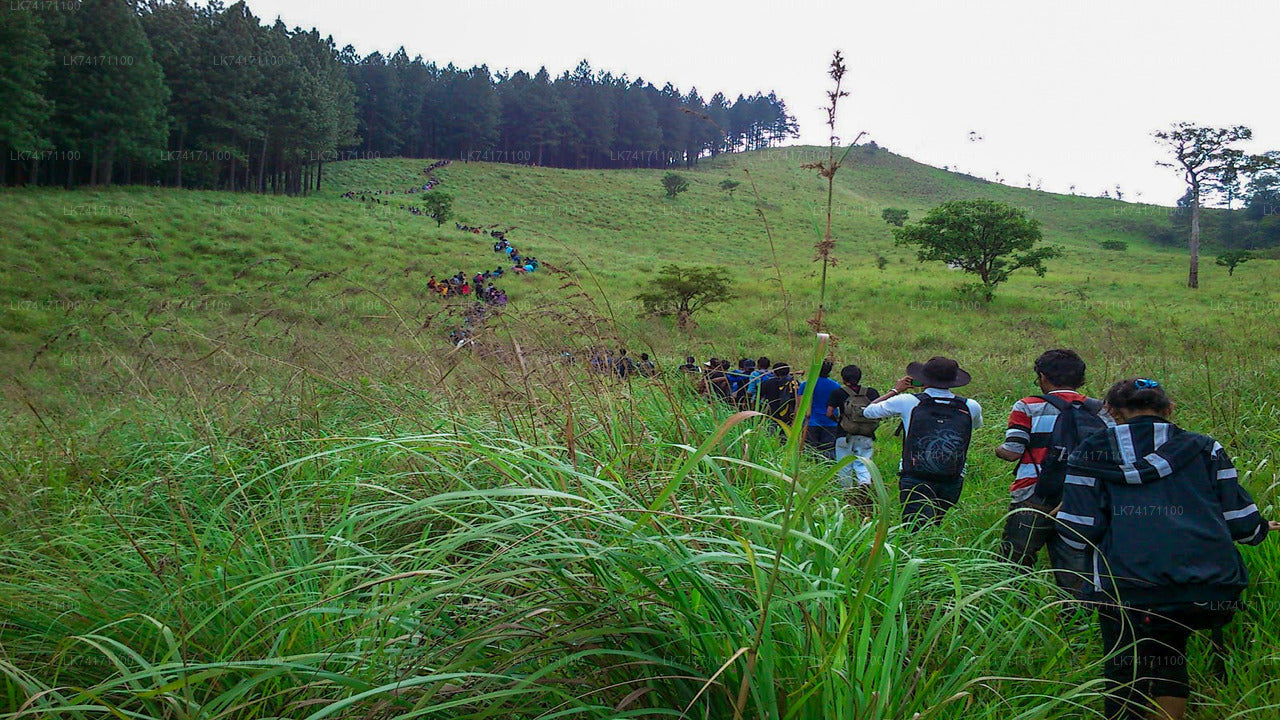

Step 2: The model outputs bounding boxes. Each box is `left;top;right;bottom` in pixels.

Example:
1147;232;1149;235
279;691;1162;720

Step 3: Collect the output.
802;51;865;333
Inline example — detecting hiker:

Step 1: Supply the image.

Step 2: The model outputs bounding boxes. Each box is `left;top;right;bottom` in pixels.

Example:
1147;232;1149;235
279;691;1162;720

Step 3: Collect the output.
1058;378;1277;720
700;358;733;400
427;275;438;293
679;355;700;374
995;349;1112;595
760;363;800;427
743;357;773;409
798;359;842;459
726;358;754;400
616;348;637;378
826;364;881;487
638;353;656;377
863;356;983;530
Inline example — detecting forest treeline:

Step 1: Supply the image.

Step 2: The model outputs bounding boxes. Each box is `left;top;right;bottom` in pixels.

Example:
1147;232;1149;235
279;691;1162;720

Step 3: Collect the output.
0;0;797;193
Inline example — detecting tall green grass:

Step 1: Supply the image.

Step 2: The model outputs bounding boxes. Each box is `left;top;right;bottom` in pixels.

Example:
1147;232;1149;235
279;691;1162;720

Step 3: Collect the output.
1;353;1106;719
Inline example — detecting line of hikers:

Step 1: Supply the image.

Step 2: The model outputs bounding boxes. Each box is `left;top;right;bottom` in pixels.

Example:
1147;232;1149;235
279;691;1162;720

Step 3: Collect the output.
427;272;509;305
683;348;1276;720
342;159;450;210
585;347;657;377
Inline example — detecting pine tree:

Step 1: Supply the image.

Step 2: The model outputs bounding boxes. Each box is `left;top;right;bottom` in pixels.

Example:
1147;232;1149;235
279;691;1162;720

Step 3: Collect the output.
0;3;52;184
55;0;169;185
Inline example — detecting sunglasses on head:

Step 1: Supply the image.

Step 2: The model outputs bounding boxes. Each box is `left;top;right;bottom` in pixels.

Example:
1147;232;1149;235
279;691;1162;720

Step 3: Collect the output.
1134;378;1160;389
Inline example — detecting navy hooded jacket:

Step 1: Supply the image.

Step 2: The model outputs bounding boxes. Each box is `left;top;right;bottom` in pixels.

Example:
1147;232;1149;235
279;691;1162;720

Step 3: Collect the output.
1057;416;1269;607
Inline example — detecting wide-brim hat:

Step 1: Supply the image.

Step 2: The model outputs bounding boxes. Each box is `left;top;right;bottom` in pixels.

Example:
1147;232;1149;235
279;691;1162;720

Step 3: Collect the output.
906;356;971;388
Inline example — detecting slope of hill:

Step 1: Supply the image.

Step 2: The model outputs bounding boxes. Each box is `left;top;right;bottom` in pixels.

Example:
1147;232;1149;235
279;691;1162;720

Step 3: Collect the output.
4;146;1278;416
4;147;1280;719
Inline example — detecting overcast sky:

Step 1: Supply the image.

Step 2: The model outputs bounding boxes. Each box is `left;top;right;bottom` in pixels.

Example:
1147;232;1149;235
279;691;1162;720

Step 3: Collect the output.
250;0;1279;205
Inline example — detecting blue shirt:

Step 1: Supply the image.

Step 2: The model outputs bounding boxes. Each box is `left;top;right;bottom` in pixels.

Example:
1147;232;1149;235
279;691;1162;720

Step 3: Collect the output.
798;376;841;426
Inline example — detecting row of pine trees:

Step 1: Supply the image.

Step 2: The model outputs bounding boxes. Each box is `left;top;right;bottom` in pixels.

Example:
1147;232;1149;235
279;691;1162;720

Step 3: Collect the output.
0;0;798;193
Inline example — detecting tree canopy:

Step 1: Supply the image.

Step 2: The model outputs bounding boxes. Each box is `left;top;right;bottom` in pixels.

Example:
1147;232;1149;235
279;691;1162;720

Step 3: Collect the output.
662;172;690;199
1;1;797;189
1153;122;1258;288
893;200;1061;301
881;207;909;227
635;265;735;329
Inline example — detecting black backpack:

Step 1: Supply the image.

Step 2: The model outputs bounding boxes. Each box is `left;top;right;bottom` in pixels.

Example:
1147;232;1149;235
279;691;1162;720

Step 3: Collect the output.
902;394;973;481
1032;394;1108;505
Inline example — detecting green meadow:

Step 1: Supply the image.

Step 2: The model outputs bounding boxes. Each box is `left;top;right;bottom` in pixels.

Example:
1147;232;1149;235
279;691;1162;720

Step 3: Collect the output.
2;147;1278;718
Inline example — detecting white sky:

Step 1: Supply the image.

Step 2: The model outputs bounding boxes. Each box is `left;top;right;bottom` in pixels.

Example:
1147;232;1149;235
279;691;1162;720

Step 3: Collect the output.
250;0;1280;205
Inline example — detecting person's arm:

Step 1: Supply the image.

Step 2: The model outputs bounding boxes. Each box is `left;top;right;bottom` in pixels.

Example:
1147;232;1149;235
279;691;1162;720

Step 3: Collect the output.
862;390;910;420
969;399;984;430
996;400;1031;462
1057;449;1110;549
1212;441;1274;544
863;377;912;419
825;388;846;420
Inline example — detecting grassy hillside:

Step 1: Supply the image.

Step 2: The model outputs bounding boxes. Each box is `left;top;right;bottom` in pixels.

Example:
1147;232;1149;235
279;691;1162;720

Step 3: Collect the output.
2;147;1279;719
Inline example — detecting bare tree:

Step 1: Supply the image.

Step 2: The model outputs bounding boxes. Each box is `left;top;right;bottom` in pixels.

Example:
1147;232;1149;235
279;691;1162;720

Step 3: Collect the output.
1153;123;1253;288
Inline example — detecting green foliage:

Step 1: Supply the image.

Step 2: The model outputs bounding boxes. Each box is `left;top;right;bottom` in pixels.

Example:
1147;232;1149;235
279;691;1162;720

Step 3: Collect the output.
718;178;740;197
635;264;734;328
894;199;1061;301
881;207;909;227
1153;122;1258;288
5;151;1280;717
1216;249;1253;276
0;3;52;155
1099;239;1128;251
662;171;690;199
420;190;453;226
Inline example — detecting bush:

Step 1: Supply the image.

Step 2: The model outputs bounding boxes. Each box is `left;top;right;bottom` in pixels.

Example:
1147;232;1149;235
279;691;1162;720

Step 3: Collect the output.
662;172;690;199
1099;240;1128;251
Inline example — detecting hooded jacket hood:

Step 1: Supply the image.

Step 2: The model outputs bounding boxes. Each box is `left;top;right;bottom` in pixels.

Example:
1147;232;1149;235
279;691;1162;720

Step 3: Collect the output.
1070;417;1212;487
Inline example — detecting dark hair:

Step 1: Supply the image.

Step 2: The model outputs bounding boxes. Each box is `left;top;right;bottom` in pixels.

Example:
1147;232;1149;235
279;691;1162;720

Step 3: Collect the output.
774;363;790;376
819;359;834;377
1034;349;1086;388
840;364;863;386
685;356;695;364
1105;378;1172;414
756;356;771;370
739;357;750;369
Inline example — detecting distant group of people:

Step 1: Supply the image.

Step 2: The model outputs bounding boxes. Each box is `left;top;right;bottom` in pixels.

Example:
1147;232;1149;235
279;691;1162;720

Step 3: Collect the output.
341;159;451;211
338;162;557;344
427;272;508;305
682;347;1276;719
586;347;656;378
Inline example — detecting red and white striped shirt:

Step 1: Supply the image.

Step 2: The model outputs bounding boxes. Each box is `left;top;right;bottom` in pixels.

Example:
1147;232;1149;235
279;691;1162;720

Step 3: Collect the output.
1000;390;1112;502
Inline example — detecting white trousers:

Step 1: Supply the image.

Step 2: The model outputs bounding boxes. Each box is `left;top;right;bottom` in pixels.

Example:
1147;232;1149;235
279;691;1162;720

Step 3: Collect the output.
834;434;875;488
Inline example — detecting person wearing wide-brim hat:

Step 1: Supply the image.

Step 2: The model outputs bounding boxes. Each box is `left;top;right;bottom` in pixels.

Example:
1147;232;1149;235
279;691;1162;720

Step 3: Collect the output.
863;356;984;530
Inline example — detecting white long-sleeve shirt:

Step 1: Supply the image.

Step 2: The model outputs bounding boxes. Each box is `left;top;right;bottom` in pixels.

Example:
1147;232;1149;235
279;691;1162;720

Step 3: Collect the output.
862;387;983;432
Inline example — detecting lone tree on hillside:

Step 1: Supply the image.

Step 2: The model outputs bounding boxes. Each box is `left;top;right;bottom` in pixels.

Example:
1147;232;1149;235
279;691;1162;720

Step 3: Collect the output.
881;207;909;227
662;172;690;199
635;264;735;330
894;199;1061;302
718;178;741;198
420;191;453;227
1216;250;1253;276
1153;123;1255;288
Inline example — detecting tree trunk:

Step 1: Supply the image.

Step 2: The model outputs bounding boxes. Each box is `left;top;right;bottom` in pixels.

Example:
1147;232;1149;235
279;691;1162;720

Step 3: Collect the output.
258;134;268;193
89;136;99;187
175;131;184;188
1189;184;1201;289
